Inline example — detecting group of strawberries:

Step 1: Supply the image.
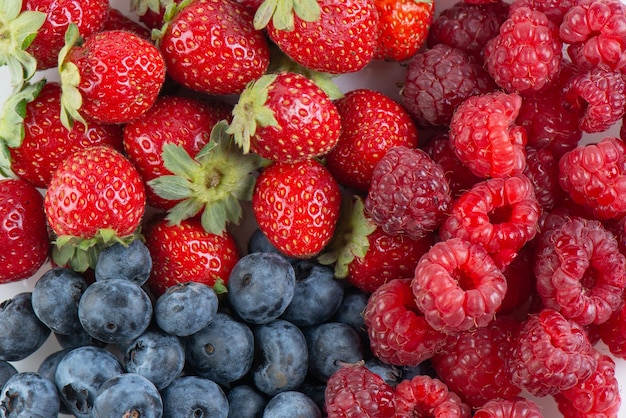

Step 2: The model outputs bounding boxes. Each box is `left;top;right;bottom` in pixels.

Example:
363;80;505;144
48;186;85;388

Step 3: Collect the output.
2;0;626;415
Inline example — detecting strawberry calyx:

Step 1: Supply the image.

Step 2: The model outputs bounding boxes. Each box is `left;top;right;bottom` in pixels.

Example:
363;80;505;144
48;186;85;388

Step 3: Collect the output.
53;228;143;273
318;195;377;278
130;0;173;18
0;0;46;87
253;0;321;31
151;0;193;45
57;23;87;131
0;78;45;178
148;120;264;235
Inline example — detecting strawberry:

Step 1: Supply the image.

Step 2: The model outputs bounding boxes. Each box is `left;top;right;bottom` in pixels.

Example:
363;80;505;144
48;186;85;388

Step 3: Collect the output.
324;88;419;193
44;145;146;272
255;0;380;74
155;0;270;95
143;214;240;296
373;0;435;62
227;71;341;162
1;81;123;188
58;24;166;127
252;158;341;258
0;178;50;284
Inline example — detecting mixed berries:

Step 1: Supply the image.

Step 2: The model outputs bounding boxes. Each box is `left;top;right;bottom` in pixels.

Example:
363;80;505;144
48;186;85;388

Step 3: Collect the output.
2;0;626;416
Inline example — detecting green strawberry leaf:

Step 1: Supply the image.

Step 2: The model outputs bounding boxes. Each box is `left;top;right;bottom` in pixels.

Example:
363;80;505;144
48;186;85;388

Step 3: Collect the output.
253;0;320;31
161;143;202;179
148;175;194;201
292;0;321;24
0;142;16;178
131;0;172;16
253;0;279;30
166;198;204;225
58;23;87;131
212;278;227;295
0;78;44;150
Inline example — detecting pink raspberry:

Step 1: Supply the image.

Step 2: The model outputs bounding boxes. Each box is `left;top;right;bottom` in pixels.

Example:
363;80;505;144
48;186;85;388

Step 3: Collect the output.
473;397;544;418
439;174;541;269
559;0;626;71
534;215;626;326
523;146;567;211
364;146;452;240
411;238;508;333
507;308;598;397
449;91;527;178
484;7;562;94
509;0;578;25
363;279;446;367
394;375;471;418
558;136;626;220
431;317;522;409
598;300;626;358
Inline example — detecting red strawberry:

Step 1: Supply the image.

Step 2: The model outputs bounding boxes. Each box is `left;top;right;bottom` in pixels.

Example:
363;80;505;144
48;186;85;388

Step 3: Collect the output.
252;158;341;259
144;215;240;296
0;178;50;284
227;72;341;162
255;0;379;74
44;145;146;272
156;0;270;95
373;0;435;62
58;25;166;127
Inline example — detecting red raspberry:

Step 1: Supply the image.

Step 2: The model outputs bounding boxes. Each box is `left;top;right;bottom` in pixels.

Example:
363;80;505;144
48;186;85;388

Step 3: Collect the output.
554;351;622;418
423;134;481;198
427;1;509;59
431;317;522;409
507;308;598;397
473;397;544;418
439;174;541;269
562;67;626;133
449;92;527;178
394;375;471;418
559;0;626;71
401;43;496;127
364;146;452;241
534;215;626;326
558;136;626;220
523;146;567;211
363;279;446;367
411;238;508;333
484;7;562;94
598;300;626;358
324;364;396;417
509;0;577;25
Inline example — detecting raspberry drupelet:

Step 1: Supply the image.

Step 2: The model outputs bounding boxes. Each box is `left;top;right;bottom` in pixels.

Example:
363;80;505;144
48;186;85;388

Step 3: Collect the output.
439;174;541;269
598;300;626;358
509;0;577;25
473;397;544;418
523;146;567;212
449;91;527;179
394;374;471;418
534;215;626;326
411;238;508;334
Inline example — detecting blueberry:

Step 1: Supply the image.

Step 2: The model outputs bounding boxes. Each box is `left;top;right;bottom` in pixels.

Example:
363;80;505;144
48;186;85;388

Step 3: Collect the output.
154;282;218;337
91;373;163;418
227;252;295;325
123;328;185;390
247;229;294;262
0;292;50;361
54;329;108;350
95;239;152;286
0;372;60;418
0;361;17;390
32;267;87;335
304;322;364;381
38;349;72;415
297;378;326;413
227;385;267;418
280;260;344;327
54;346;123;418
162;376;228;418
252;319;308;396
331;287;369;337
186;312;254;385
262;391;321;418
365;358;402;386
78;278;153;344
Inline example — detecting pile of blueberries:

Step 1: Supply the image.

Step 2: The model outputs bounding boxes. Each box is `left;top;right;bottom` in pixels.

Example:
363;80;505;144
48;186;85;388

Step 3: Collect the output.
0;229;428;417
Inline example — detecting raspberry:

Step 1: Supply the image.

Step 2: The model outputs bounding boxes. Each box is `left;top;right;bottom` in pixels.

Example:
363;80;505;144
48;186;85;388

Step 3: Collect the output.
484;7;562;94
439;174;541;269
394;375;471;418
598;300;626;358
363;279;446;367
364;146;452;240
324;364;396;417
431;317;522;409
449;91;527;178
554;351;622;417
499;245;537;316
411;238;508;333
401;44;496;127
562;67;626;133
427;1;509;58
559;0;626;71
509;0;577;25
558;136;626;220
507;308;598;397
473;397;544;418
523;146;567;211
534;215;626;325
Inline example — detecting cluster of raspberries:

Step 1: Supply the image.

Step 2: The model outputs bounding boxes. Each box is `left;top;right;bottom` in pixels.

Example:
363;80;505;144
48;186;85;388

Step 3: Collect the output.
328;0;626;416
